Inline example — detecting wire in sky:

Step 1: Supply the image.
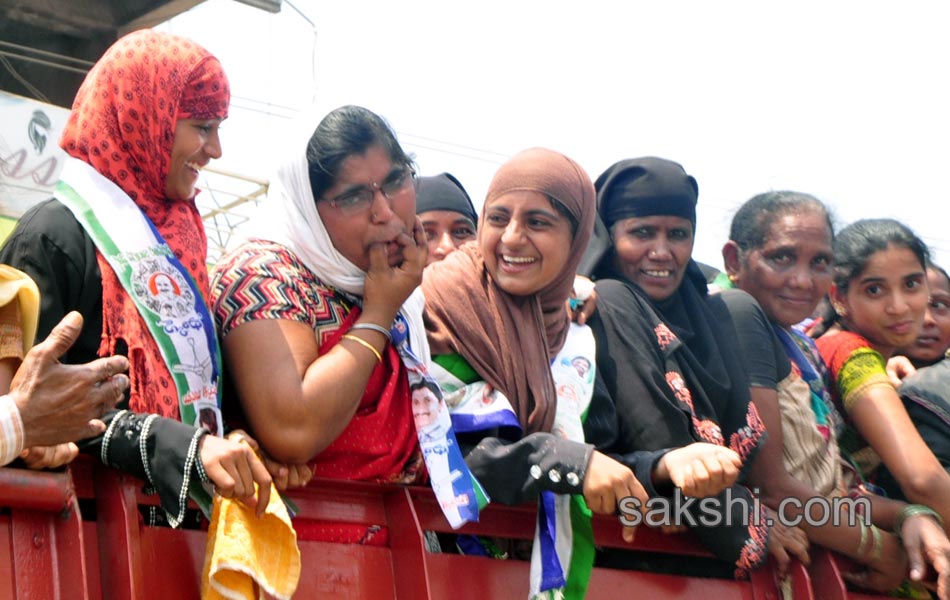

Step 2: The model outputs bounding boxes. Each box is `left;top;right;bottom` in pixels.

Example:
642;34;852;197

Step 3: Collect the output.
0;54;50;103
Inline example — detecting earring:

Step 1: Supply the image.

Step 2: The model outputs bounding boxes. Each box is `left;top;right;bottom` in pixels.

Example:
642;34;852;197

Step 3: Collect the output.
832;301;847;317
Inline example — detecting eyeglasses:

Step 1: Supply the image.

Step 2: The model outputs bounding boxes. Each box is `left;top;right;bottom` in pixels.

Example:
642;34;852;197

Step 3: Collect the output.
322;166;415;215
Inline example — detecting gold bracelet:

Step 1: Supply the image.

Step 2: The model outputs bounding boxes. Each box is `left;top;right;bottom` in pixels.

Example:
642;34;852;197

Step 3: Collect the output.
342;334;382;363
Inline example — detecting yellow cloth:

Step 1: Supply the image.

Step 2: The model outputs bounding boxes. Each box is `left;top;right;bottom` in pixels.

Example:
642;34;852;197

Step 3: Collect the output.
201;485;301;600
0;265;39;351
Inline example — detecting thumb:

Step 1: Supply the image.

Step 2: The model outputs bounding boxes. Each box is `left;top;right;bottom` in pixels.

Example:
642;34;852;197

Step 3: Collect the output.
904;535;927;581
42;311;84;359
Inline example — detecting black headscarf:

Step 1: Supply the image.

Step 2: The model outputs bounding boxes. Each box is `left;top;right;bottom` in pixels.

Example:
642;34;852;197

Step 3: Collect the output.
583;156;768;575
414;172;477;224
579;157;697;278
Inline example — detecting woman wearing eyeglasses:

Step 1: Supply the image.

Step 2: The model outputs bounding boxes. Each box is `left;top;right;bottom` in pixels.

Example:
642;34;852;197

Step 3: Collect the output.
211;105;429;542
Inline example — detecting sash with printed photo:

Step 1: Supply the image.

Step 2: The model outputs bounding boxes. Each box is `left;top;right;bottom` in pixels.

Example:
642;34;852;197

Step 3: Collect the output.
392;314;487;528
431;323;597;600
54;157;222;435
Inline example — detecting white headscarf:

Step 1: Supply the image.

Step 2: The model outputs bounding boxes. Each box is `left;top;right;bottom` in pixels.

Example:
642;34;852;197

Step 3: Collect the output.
248;120;430;361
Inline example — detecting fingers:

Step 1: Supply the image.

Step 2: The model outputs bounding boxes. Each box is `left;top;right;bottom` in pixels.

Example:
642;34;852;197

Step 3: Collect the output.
277;463;313;489
576;293;597;325
689;461;710;495
906;533;926;581
675;462;694;495
40;311;84;360
788;530;811;565
771;543;790;579
20;443;79;469
85;371;128;414
271;465;290;491
290;464;313;488
79;418;107;440
937;561;950;600
224;433;271;517
366;242;390;275
248;453;273;518
410;216;427;249
622;520;637;543
86;355;131;385
399;218;428;273
229;430;260;453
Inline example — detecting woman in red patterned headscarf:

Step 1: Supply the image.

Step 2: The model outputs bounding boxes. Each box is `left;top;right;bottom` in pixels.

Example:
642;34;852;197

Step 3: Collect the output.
0;29;275;527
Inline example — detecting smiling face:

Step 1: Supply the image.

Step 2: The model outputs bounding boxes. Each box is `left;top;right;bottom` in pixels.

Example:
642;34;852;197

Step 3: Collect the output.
480;190;573;297
154;274;175;295
834;243;929;357
164;118;224;202
729;210;834;328
316;144;416;271
900;267;950;365
611;215;694;301
411;386;443;429
420;210;477;265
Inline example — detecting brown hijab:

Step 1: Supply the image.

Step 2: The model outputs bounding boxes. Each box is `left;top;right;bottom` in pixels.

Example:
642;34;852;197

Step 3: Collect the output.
423;148;595;434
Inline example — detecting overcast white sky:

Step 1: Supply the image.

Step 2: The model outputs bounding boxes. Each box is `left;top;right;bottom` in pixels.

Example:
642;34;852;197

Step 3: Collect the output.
161;0;950;270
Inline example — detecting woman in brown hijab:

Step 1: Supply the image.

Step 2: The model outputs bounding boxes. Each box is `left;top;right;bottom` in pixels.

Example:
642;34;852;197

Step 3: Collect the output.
422;148;739;597
423;147;643;505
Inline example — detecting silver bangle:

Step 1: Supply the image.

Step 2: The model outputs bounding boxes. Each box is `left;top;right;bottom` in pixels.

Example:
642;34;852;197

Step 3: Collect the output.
350;322;392;341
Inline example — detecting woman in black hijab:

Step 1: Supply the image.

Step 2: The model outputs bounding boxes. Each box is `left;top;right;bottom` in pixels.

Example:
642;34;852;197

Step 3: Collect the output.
581;157;807;579
415;172;478;265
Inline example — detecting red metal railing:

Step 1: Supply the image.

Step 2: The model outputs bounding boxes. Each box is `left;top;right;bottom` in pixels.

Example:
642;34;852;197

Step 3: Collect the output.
0;460;887;599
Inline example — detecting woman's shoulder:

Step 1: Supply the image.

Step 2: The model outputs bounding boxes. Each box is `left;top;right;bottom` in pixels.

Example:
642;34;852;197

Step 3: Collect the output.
815;329;873;358
4;198;89;251
815;329;885;381
592;277;653;314
213;239;324;289
714;288;763;321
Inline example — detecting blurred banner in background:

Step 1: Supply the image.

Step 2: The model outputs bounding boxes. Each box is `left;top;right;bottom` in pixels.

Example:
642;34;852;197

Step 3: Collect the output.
0;90;69;238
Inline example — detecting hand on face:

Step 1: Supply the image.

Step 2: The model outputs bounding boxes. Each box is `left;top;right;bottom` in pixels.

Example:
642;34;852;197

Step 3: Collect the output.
363;216;428;324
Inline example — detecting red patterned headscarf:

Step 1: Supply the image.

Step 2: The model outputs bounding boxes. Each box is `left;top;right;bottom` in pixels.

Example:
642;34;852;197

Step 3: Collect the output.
59;29;230;419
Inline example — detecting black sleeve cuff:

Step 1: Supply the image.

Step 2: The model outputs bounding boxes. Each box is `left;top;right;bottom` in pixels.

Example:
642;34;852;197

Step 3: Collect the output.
615;448;672;498
464;433;593;505
81;410;206;528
